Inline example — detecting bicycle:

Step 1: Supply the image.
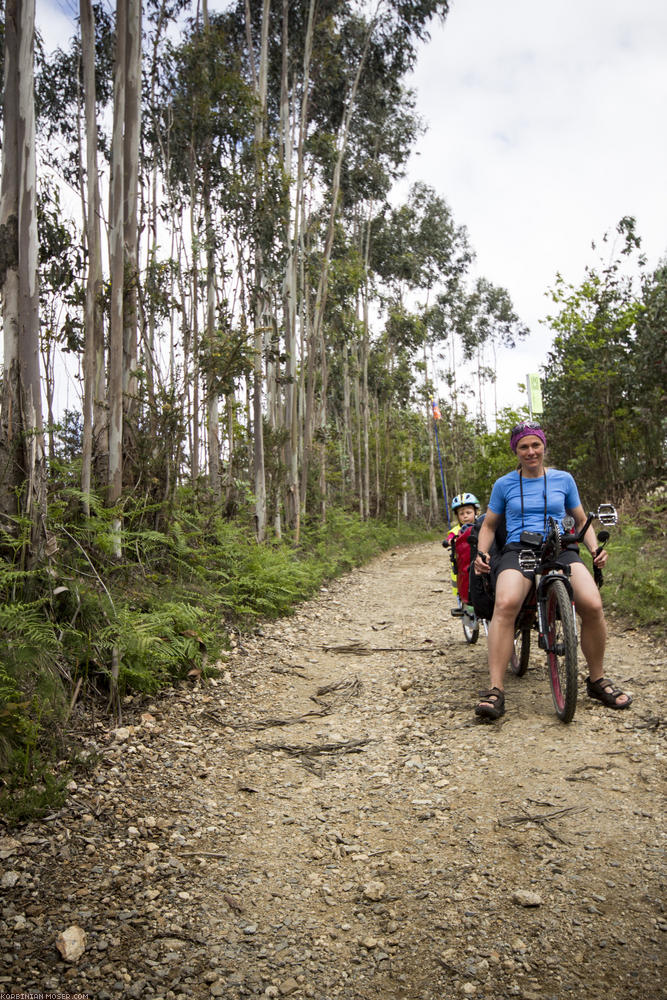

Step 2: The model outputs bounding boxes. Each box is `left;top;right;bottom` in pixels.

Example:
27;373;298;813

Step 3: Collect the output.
504;504;617;723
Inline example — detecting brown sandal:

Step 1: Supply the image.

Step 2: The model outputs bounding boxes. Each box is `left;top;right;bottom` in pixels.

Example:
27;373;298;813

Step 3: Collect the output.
475;687;505;720
586;676;632;710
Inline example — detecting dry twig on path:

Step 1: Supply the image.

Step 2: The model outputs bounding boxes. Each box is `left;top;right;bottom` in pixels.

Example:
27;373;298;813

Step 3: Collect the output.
565;764;609;781
253;737;374;757
321;641;441;654
239;708;331;731
498;804;584;844
312;676;363;708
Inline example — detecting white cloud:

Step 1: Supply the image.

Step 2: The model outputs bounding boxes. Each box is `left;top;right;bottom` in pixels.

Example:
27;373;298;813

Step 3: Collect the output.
402;0;667;413
36;0;77;48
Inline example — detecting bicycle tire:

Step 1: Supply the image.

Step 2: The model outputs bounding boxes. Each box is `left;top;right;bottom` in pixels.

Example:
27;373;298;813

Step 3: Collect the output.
509;627;531;676
545;578;578;723
462;616;479;644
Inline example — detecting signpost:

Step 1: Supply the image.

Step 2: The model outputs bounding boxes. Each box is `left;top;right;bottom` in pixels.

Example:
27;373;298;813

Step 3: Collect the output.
526;374;543;418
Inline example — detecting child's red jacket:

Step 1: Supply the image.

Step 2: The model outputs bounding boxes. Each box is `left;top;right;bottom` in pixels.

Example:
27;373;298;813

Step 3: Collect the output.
447;524;473;604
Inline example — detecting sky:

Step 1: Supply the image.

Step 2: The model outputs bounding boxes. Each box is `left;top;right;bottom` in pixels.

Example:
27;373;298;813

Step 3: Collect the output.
401;0;667;412
36;0;667;418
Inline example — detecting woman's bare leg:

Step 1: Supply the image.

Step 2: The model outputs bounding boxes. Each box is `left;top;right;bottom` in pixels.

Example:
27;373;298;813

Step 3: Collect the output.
478;569;532;708
569;562;630;707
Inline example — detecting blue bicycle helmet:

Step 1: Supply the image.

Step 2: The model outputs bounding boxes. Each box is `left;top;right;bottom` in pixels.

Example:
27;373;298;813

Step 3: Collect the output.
451;492;479;510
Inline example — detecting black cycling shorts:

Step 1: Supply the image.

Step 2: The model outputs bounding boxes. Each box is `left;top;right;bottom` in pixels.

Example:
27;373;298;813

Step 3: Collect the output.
496;542;583;581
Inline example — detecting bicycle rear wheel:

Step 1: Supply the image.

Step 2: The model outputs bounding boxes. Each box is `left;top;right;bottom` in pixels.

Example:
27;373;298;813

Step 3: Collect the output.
509;626;531;676
545;579;578;722
462;609;479;644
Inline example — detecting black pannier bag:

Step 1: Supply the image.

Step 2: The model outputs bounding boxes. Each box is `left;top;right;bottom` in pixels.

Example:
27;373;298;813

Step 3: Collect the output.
467;513;506;621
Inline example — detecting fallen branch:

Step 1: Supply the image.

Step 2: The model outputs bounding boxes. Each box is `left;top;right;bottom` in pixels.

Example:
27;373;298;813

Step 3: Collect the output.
240;708;331;731
632;715;666;731
317;676;362;697
498;804;583;843
254;737;374;757
322;642;439;654
565;764;608;782
179;851;229;859
312;676;363;709
322;642;373;655
499;804;581;825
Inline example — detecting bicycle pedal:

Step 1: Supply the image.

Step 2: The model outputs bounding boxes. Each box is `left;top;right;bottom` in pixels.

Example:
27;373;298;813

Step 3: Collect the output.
450;608;464;617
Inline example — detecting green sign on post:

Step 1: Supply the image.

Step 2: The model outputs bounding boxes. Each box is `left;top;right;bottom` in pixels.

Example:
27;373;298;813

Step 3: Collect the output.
526;374;543;416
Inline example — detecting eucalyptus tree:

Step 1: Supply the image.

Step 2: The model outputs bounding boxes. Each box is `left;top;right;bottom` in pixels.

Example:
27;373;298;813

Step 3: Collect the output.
454;276;528;425
37;188;83;467
327;55;422;519
35;3;114;499
244;0;271;541
370;181;471;518
230;0;451;527
0;0;47;560
155;6;262;496
79;0;107;504
120;0;142;478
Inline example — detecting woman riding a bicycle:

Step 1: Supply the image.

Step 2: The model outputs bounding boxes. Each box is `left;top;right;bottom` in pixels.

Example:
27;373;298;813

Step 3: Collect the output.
473;420;632;720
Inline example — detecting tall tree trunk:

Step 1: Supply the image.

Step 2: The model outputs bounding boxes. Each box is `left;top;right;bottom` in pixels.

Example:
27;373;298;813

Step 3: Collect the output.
361;284;371;520
122;0;141;485
318;325;328;522
303;17;376;503
280;0;296;531
246;0;271;541
205;197;221;500
108;0;127;554
202;0;221;502
189;180;200;483
80;0;106;507
351;339;363;517
283;0;315;537
425;348;438;523
0;0;47;561
342;341;355;496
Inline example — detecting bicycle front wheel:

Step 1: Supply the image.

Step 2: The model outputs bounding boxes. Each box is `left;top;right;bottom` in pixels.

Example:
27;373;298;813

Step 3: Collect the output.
545;579;578;723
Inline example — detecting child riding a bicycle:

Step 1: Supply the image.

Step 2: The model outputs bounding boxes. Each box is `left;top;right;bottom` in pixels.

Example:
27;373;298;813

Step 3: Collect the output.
443;492;481;615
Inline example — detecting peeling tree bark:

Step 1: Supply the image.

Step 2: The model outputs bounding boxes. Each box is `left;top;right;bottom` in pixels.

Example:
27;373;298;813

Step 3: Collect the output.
0;0;47;562
108;0;127;553
122;0;141;484
80;0;107;507
245;0;271;542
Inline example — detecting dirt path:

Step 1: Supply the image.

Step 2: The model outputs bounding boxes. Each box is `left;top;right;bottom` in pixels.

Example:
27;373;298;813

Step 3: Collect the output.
2;541;665;1000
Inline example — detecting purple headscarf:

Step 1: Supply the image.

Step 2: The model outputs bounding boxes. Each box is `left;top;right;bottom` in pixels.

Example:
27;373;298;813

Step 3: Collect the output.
510;421;547;453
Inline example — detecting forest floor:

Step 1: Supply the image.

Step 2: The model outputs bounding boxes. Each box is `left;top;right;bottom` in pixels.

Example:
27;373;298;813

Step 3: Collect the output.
1;541;665;1000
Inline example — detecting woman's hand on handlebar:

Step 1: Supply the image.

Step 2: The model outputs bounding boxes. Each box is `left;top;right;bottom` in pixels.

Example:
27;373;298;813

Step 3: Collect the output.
592;547;608;568
474;552;491;575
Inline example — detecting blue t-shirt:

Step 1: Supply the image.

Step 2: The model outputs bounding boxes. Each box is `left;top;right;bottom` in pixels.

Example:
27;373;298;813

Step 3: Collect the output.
488;469;580;545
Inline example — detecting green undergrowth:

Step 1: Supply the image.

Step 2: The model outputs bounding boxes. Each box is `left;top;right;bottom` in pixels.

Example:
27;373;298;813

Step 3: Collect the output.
581;492;666;633
0;497;435;823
